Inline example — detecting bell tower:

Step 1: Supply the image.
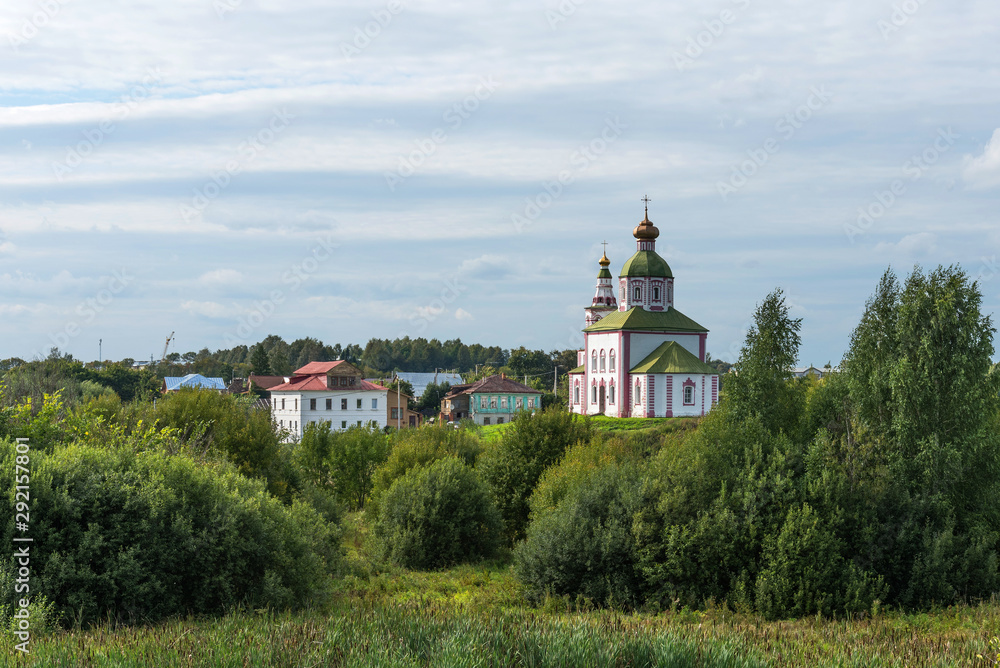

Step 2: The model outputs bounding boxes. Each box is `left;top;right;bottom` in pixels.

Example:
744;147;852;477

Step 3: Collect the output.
584;242;617;327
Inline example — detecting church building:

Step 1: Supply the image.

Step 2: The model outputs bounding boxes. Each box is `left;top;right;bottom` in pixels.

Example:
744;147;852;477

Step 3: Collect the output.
568;201;719;418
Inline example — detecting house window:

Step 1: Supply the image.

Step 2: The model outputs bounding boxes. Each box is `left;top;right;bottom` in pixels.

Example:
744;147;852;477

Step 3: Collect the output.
516;397;523;409
356;399;362;409
497;417;504;424
481;396;487;409
310;398;316;410
349;377;355;386
574;385;580;404
341;398;347;410
653;286;660;301
600;351;606;372
294;399;298;410
341;420;347;429
609;350;616;372
484;417;490;425
490;396;497;408
500;397;507;409
281;398;285;410
273;398;277;409
357;420;362;426
592;385;597;403
633;285;641;301
326;398;332;410
391;407;400;419
635;380;641;405
280;419;284;427
340;377;347;386
684;385;695;405
372;398;378;409
527;398;534;408
609;384;615;404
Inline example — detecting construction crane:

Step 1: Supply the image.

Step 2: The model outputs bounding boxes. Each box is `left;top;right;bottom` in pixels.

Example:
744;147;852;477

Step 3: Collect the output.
160;331;175;364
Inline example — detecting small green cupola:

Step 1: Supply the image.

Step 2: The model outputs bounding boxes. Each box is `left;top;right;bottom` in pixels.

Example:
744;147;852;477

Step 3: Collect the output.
618;198;675;312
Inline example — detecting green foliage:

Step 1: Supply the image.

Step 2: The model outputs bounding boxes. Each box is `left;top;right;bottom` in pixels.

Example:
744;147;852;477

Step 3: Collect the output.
153;389;289;498
296;422;390;510
372;457;502;570
478;407;593;543
249;343;272;376
0;439;341;627
723;289;805;435
416;380;451;414
369;426;482;511
516;463;645;608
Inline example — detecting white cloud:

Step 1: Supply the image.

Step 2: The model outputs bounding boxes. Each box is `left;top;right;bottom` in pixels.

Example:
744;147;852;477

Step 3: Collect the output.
455;308;474;321
962;129;1000;188
874;232;937;257
198;269;245;286
180;300;239;319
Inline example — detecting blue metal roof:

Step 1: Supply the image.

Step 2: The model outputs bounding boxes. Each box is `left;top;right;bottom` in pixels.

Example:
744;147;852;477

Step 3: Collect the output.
163;374;227;391
394;372;464;399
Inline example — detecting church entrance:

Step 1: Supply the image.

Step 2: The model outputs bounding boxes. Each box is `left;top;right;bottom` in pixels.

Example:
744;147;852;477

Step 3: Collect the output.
599;385;606;415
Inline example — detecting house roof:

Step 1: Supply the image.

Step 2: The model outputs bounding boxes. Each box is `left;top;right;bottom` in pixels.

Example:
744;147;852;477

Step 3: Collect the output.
163;374;227;391
629;341;716;375
619;250;673;278
270;374;387;393
249;375;287;390
446;375;542;396
568;365;585;374
583;306;708;333
294;360;348;375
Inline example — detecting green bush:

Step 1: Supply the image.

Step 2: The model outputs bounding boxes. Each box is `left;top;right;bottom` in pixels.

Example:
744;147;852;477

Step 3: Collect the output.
515;464;644;608
296;422;389;510
0;439;341;627
369;426;482;510
478;407;592;543
372;457;501;569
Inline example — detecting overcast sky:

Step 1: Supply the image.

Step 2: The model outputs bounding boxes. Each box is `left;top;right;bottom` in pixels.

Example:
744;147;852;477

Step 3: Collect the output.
1;0;998;366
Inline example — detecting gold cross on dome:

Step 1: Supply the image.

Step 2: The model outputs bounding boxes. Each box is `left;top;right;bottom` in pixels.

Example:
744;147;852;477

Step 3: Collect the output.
601;240;608;255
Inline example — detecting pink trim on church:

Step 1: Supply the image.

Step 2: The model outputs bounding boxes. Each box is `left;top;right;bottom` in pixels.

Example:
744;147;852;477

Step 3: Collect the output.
665;375;673;418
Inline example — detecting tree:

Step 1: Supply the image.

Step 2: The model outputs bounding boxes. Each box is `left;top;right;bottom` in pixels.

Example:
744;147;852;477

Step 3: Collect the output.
417;381;452;415
723;289;804;435
372;457;501;569
296;422;390;510
249;344;272;376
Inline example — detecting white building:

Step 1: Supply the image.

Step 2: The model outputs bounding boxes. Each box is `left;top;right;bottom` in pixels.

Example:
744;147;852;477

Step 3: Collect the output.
568;202;719;418
270;361;389;441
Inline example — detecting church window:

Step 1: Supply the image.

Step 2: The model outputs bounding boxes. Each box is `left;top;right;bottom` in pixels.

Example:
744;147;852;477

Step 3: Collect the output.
600;351;606;372
633;285;641;301
592;385;597;403
684;385;695;405
609;350;616;372
653;286;660;301
592;351;597;371
574;385;580;404
609;383;615;404
634;380;641;405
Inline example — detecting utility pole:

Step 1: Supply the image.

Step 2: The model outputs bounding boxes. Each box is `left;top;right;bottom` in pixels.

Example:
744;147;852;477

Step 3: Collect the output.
99;339;102;369
553;365;559;395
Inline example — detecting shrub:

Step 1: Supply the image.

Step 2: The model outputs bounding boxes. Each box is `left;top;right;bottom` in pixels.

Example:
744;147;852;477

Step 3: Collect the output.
372;457;501;569
0;439;341;627
515;463;644;608
369;426;482;509
296;422;389;510
478;407;592;543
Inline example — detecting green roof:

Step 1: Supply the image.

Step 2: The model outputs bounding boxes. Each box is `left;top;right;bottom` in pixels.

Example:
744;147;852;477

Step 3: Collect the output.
582;307;708;333
630;341;716;374
620;250;672;278
597;268;612;279
569;365;585;374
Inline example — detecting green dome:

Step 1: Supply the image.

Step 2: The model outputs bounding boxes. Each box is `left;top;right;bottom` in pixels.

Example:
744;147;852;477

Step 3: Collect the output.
619;250;672;278
597;267;612;279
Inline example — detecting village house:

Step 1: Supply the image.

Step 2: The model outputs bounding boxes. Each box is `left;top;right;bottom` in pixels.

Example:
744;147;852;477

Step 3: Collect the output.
440;374;542;425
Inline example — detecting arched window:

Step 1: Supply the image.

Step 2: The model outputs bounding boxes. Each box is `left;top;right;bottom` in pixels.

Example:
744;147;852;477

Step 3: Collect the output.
574;384;580;404
609;350;616;372
634;379;641;405
609;383;615;404
633;285;641;301
592;384;597;403
600;351;606;372
653;286;660;301
591;351;597;371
